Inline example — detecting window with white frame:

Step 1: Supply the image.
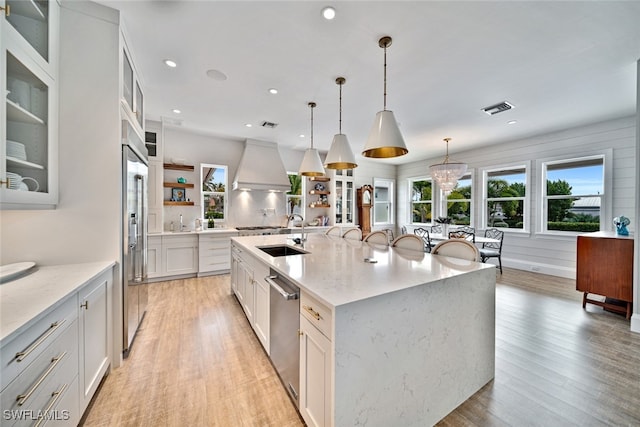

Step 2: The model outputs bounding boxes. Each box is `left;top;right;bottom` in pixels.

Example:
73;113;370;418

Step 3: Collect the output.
374;178;394;225
446;173;472;225
286;172;303;216
201;164;228;225
542;156;604;233
409;178;432;224
484;165;527;230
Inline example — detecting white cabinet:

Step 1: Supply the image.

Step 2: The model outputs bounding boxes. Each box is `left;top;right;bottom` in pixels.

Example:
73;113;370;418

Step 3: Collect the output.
299;315;332;427
333;169;355;226
1;0;59;209
120;40;144;140
162;234;198;277
147;162;162;234
78;269;111;413
198;232;237;275
299;292;333;427
230;241;270;353
146;234;162;279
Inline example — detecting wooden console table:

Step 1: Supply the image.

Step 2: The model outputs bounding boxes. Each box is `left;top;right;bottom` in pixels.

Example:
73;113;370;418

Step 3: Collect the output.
576;231;634;319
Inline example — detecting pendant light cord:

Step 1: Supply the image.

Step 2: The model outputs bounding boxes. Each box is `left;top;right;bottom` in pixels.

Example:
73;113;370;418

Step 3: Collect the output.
383;44;388;111
310;103;315;149
339;82;343;134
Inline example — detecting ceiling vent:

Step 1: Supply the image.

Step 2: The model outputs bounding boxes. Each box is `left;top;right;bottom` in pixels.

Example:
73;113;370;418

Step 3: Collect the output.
261;121;278;129
481;101;515;115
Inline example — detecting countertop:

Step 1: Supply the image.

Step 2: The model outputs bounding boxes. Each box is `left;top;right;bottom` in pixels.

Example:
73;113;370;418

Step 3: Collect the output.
231;233;493;308
579;230;634;240
149;225;329;236
0;261;115;344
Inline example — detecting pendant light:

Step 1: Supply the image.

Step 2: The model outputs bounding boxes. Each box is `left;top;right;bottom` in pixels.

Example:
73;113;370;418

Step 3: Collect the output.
299;102;325;176
429;138;468;194
362;36;408;158
324;77;357;170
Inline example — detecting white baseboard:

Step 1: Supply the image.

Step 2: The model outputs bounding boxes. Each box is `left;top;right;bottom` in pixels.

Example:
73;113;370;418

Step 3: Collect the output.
631;314;640;334
500;257;576;279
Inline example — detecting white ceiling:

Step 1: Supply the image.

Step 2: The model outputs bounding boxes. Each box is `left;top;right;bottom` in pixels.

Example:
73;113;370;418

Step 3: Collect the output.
98;1;640;165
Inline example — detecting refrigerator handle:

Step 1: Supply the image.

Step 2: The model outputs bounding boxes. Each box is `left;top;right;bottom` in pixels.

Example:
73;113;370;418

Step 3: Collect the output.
133;174;145;283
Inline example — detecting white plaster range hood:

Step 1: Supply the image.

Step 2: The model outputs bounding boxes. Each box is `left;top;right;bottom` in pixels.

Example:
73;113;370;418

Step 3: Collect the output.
232;139;290;192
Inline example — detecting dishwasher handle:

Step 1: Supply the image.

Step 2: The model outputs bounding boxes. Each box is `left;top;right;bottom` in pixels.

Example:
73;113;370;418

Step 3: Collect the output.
265;275;299;300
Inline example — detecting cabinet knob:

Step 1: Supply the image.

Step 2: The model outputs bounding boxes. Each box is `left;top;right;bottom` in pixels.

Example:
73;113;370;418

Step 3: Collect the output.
1;5;10;17
81;301;89;310
298;329;304;337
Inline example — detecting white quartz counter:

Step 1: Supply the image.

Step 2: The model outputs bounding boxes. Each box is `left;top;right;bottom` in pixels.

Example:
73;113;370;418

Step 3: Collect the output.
0;261;115;344
149;228;239;236
231;233;494;308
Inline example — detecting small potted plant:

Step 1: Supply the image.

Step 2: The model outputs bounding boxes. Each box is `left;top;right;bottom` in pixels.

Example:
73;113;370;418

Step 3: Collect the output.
434;216;453;236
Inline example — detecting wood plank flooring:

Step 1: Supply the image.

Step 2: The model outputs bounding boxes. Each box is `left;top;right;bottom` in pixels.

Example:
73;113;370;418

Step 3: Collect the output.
81;269;640;426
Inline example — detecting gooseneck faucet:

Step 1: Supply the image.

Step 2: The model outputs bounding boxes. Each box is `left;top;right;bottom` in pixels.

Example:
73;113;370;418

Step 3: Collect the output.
288;213;305;242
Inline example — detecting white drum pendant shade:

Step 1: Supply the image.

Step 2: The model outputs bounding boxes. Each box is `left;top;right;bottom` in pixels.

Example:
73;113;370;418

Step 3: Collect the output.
362;110;408;158
299;147;325;176
325;134;357;169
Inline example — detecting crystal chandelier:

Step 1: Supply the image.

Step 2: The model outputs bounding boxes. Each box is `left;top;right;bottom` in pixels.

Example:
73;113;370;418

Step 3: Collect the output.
429;138;467;193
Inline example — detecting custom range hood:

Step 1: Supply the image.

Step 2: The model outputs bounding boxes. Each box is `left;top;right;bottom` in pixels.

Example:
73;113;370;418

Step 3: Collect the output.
232;139;290;192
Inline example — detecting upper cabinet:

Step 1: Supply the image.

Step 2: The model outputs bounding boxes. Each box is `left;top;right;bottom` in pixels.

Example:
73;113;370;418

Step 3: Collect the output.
120;40;144;139
333;169;355;226
1;0;59;209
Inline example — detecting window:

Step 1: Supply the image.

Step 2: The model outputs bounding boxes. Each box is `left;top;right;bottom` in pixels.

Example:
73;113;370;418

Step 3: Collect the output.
201;164;228;223
286;172;303;216
446;174;472;225
374;178;394;225
542;156;604;233
484;165;527;230
409;178;432;224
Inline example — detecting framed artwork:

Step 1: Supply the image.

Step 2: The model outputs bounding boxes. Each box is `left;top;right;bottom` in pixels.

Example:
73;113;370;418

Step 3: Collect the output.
171;188;186;202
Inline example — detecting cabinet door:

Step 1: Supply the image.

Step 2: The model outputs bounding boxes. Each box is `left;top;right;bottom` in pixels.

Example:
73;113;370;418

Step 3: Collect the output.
78;270;111;413
162;236;198;276
146;236;162;278
253;261;270;354
299;316;332;427
242;262;255;325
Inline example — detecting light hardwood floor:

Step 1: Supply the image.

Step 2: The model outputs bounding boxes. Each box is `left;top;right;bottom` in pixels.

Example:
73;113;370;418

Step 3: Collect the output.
82;269;640;426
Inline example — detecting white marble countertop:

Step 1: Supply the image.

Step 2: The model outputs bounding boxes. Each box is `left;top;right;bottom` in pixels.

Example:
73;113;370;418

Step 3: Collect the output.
149;228;239;236
231;233;493;308
0;261;115;344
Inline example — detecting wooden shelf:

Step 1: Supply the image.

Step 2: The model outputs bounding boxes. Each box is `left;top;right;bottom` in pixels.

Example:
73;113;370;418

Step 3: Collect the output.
163;201;195;206
163;163;194;171
309;204;330;208
309;190;330;195
309;176;330;182
163;182;194;189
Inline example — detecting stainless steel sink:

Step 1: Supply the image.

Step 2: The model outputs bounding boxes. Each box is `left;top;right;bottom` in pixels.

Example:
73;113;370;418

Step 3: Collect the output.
257;245;309;257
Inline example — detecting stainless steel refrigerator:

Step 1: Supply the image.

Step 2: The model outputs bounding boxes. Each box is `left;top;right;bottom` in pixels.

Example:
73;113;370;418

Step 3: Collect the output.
122;120;148;356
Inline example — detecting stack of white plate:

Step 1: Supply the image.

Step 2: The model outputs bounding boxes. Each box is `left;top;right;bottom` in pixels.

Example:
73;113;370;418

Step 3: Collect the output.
5;172;22;190
6;140;27;161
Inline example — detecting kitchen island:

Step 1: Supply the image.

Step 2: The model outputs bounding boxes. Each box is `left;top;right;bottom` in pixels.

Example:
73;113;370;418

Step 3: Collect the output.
231;233;496;427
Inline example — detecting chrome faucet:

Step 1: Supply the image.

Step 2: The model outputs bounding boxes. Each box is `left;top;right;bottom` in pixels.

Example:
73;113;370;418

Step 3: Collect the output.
288;214;305;242
180;214;184;231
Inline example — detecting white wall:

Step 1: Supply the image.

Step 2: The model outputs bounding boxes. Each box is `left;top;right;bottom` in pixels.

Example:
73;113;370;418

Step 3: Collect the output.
397;116;636;278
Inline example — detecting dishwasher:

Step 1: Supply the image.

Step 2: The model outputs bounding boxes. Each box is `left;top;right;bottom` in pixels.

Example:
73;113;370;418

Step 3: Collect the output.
265;269;300;407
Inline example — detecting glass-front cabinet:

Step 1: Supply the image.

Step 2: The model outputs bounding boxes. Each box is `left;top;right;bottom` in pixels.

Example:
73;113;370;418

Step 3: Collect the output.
1;0;59;208
334;169;355;225
121;41;144;139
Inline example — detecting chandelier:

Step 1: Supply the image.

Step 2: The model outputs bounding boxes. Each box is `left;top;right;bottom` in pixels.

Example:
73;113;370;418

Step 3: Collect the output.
429;138;467;193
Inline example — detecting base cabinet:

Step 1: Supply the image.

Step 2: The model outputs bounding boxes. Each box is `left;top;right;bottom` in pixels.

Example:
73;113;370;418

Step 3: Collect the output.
198;232;237;275
230;242;270;354
78;269;111;413
299;315;332;427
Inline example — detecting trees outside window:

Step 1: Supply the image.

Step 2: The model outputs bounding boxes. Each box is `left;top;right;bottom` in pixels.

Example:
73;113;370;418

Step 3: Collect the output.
485;166;527;229
543;156;604;232
286;173;303;216
201;164;228;225
410;178;432;224
446;174;472;225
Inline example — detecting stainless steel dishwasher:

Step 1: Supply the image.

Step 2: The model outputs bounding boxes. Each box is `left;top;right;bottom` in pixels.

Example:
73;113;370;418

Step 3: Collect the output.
265;268;300;407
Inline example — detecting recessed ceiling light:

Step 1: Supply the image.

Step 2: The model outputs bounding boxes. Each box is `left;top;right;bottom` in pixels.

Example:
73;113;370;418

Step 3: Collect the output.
245;123;252;128
299;134;305;138
321;6;336;20
164;59;177;68
268;88;278;94
172;109;181;114
507;120;517;125
206;69;228;81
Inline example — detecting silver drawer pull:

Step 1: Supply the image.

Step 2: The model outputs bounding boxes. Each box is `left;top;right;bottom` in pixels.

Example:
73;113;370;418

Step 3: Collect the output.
16;352;67;406
34;383;68;427
303;304;321;321
15;319;67;362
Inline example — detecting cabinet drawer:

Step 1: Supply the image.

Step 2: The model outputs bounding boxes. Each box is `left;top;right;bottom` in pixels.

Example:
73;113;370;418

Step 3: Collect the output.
199;238;230;250
300;292;332;339
1;318;78;425
1;297;77;391
199;254;231;272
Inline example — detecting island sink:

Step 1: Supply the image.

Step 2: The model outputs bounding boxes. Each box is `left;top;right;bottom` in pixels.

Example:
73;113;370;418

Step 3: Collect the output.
258;245;308;257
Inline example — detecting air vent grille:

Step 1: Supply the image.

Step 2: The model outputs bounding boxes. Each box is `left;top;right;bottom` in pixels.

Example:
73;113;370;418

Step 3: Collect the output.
261;121;278;128
482;101;514;115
